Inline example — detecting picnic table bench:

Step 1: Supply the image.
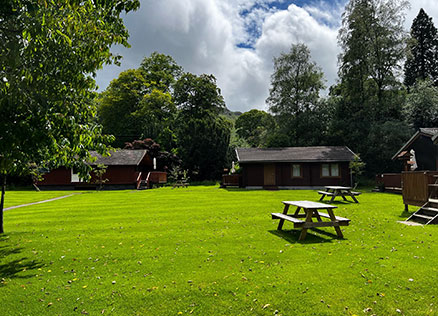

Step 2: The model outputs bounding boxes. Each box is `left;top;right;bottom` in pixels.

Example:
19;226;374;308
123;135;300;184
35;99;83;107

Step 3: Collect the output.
172;180;189;188
318;186;361;203
271;200;350;240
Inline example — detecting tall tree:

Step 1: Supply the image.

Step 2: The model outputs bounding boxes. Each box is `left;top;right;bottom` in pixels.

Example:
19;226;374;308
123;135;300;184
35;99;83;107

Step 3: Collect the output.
97;53;181;148
404;9;438;87
98;69;149;145
174;73;231;180
334;0;409;174
139;52;183;92
266;43;325;146
338;0;408;117
0;0;139;233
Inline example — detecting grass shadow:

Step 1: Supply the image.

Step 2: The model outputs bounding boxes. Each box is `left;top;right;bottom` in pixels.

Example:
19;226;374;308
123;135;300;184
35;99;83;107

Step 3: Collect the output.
268;229;341;244
319;200;357;205
399;209;413;219
0;235;44;285
221;187;262;192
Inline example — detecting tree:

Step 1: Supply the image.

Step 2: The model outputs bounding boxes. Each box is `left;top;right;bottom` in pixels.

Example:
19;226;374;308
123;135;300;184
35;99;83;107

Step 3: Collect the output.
98;69;149;145
139;52;183;92
174;73;231;180
266;43;325;146
338;0;408;115
404;79;438;129
97;53;181;148
174;73;226;116
334;0;409;175
235;110;275;147
124;138;181;171
0;0;139;233
404;9;438;87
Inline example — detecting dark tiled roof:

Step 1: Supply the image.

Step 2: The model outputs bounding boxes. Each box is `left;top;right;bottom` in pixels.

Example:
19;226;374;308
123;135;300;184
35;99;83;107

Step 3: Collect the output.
236;146;356;163
90;149;147;166
419;128;438;136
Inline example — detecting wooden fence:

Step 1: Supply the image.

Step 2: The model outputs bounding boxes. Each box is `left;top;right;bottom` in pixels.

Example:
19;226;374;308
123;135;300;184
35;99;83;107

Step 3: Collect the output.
221;174;241;187
402;171;438;206
376;173;402;192
146;171;167;188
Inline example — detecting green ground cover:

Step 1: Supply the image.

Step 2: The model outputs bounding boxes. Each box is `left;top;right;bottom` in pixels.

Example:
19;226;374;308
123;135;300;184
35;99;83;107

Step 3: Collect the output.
0;186;437;315
3;190;76;209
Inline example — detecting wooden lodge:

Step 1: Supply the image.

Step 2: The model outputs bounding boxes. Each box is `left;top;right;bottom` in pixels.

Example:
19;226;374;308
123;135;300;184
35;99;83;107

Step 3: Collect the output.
235;146;357;189
392;127;438;171
37;149;166;189
378;128;438;224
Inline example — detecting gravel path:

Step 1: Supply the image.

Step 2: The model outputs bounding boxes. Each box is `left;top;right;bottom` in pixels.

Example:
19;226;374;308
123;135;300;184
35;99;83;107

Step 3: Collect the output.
4;193;80;211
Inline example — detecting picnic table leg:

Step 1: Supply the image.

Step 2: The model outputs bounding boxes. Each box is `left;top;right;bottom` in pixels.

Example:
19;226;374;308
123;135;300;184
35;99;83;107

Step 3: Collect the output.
327;208;343;238
277;204;290;230
313;210;322;222
341;195;347;201
298;209;313;241
293;207;301;216
329;192;337;203
350;192;359;203
319;194;325;201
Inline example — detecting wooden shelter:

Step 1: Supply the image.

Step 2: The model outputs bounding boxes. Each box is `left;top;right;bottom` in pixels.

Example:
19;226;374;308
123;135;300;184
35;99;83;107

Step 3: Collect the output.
236;146;356;189
37;149;164;189
392;128;438;171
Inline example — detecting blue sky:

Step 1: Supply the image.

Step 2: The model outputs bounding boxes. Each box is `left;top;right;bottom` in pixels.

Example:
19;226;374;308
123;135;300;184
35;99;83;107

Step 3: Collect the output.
95;0;438;112
237;0;345;48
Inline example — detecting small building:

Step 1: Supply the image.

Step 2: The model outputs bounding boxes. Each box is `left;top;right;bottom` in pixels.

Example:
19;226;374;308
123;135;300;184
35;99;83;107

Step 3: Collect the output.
38;149;154;189
236;146;356;189
392;128;438;171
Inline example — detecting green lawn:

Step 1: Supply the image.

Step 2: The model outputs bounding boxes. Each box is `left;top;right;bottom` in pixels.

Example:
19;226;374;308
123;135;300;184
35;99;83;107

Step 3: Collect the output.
3;190;76;209
1;186;437;315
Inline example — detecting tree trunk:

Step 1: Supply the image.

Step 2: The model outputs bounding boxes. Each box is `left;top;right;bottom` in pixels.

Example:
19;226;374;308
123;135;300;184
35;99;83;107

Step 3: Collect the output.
0;174;6;234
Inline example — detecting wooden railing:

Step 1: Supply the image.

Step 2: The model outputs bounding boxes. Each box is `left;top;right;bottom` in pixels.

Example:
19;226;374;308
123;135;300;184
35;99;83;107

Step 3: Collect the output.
146;171;167;188
376;173;402;192
402;171;438;206
136;172;142;190
222;174;241;187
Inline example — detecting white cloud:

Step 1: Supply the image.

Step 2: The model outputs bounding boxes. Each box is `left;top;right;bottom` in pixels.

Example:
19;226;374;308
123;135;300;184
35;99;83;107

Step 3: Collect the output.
95;1;344;112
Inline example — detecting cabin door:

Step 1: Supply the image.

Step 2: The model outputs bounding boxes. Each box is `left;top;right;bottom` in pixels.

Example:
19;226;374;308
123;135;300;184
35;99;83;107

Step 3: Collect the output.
264;164;276;186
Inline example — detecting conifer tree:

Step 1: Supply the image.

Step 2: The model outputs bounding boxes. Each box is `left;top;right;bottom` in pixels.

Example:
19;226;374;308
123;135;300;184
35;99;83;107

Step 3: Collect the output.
404;9;438;87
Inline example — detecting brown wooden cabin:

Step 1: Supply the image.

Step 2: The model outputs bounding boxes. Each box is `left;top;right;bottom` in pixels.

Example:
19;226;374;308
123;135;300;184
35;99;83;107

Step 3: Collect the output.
382;128;438;209
392;128;438;171
236;146;356;189
38;149;156;189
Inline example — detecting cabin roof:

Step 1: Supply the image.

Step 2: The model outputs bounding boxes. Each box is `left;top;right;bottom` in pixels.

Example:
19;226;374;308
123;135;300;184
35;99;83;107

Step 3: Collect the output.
392;128;438;160
90;149;148;166
420;128;438;136
236;146;356;163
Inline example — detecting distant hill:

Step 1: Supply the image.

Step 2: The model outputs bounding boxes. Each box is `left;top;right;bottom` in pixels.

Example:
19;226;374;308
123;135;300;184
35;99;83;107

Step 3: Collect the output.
221;107;242;121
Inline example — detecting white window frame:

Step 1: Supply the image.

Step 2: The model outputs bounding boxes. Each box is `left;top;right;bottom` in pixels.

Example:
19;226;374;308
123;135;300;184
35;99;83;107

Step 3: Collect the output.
321;163;340;178
291;164;302;178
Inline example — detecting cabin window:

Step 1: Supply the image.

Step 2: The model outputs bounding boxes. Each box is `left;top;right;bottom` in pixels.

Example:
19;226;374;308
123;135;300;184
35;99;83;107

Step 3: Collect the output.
71;168;82;183
321;163;340;177
291;164;302;178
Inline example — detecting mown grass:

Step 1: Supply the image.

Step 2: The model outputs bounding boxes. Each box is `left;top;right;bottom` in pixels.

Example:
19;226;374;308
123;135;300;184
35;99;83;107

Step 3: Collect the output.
3;190;76;209
0;186;437;315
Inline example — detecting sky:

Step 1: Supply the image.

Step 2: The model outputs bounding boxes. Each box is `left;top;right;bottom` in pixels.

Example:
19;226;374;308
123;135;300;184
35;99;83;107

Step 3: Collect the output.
95;0;438;113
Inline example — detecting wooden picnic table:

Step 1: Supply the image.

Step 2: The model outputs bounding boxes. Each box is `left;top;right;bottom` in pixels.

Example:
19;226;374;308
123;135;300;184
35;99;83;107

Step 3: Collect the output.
271;200;350;241
318;186;361;203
